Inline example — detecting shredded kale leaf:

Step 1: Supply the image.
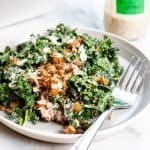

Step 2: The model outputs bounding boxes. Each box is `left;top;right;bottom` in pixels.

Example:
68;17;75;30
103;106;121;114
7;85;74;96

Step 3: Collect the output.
8;107;39;125
0;83;12;106
9;75;38;107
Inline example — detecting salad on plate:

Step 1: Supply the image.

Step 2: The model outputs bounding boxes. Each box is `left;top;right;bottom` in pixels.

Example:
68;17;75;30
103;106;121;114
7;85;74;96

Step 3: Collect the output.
0;24;122;134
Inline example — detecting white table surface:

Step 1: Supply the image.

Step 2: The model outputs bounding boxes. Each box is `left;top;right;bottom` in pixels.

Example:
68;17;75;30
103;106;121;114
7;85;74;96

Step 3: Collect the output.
0;1;150;150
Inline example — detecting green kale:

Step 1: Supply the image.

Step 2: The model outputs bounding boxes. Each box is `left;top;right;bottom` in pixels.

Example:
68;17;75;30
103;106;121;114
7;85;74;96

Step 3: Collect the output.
9;107;39;125
9;75;38;107
0;46;15;65
0;83;12;106
48;23;77;43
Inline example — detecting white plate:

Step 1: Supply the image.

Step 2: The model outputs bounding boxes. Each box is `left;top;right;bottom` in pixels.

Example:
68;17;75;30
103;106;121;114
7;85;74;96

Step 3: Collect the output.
0;27;150;143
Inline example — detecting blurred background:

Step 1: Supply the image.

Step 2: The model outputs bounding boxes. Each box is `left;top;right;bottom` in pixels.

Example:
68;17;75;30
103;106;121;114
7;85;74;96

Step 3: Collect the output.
0;0;104;28
0;0;107;49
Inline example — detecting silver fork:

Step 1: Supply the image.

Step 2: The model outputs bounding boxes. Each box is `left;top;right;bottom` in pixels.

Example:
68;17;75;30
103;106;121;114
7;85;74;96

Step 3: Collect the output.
71;56;146;150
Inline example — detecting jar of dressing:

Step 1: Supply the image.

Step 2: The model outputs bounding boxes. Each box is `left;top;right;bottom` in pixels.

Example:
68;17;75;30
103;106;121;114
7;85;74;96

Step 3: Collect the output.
104;0;150;40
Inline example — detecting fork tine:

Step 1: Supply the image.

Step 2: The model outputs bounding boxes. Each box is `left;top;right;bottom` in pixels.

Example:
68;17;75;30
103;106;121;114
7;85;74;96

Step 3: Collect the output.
131;65;146;93
125;58;141;91
129;59;145;93
118;56;136;89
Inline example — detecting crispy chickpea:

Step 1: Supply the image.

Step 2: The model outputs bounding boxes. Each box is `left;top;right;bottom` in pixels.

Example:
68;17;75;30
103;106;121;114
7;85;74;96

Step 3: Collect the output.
94;76;109;86
66;37;83;49
73;59;83;66
9;101;20;108
63;125;76;134
10;58;21;65
53;57;65;64
49;89;60;96
52;52;65;64
58;69;65;77
62;81;67;89
71;102;82;113
72;37;83;48
95;45;100;50
100;76;109;85
47;65;57;74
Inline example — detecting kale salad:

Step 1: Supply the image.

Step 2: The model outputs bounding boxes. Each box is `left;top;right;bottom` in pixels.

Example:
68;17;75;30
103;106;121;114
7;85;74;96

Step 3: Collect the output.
0;24;123;134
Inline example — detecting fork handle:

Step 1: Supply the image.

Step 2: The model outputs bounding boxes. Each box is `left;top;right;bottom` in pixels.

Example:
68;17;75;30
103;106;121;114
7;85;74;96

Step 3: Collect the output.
70;107;114;150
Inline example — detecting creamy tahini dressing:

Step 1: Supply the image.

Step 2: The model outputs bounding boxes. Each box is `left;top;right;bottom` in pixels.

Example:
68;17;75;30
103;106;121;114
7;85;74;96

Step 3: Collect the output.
104;0;150;40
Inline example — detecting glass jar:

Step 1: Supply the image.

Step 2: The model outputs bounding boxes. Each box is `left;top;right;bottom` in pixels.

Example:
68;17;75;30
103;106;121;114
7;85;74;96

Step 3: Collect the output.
104;0;150;40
